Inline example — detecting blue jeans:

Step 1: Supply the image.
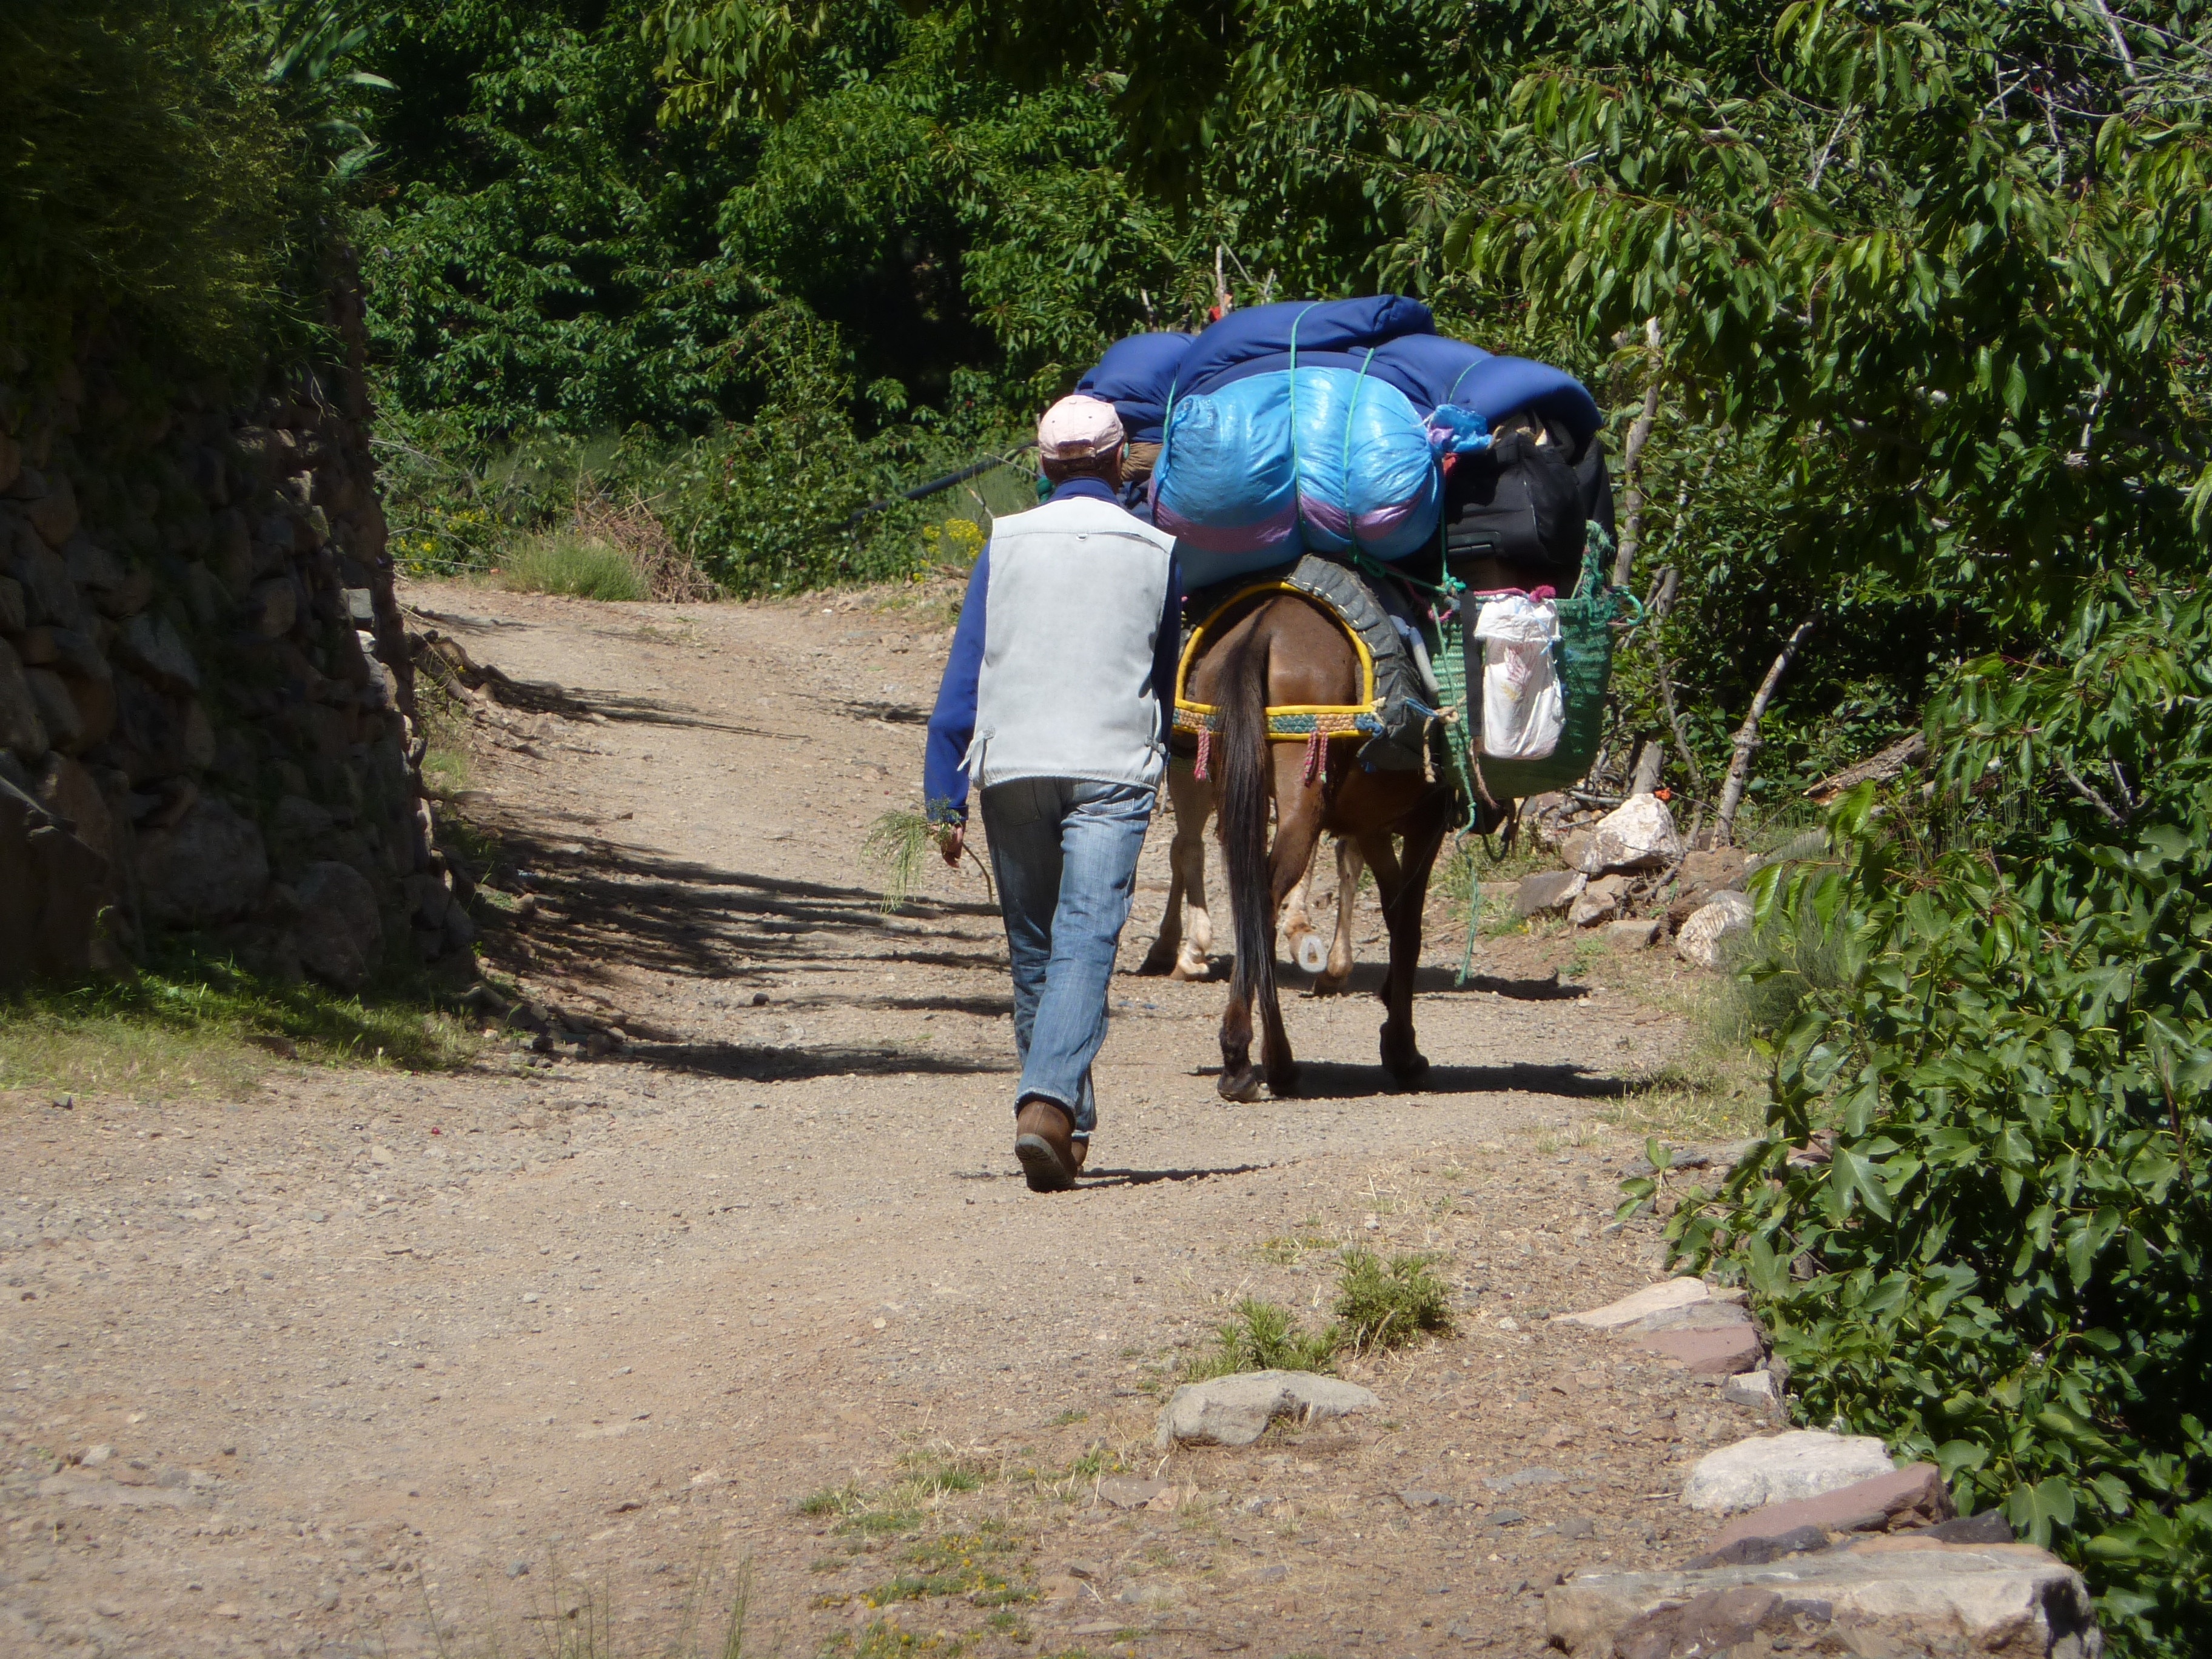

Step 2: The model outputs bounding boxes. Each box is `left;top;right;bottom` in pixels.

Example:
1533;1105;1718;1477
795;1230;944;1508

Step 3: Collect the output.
979;777;1157;1138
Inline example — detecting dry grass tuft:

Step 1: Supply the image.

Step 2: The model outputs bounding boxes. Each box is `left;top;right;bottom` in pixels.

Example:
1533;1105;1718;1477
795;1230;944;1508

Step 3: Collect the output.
572;492;716;603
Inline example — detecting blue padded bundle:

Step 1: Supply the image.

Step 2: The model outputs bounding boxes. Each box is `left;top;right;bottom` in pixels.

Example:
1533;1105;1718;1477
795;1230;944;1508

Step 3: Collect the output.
1075;332;1196;443
1282;367;1439;561
1174;297;1435;396
1150;372;1302;585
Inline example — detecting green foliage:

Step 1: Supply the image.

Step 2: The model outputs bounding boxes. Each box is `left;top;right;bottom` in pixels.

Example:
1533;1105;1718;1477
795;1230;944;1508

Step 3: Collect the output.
1668;580;2212;1656
1332;1248;1453;1354
0;1;307;373
359;0;782;445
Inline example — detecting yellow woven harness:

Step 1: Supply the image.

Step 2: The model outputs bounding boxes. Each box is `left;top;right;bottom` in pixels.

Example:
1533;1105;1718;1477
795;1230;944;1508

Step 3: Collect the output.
1171;581;1387;779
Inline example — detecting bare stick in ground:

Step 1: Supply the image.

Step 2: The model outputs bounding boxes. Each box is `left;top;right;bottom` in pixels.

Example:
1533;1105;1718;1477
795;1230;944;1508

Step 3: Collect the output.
1630;565;1706;796
1610;318;1663;589
1715;615;1817;846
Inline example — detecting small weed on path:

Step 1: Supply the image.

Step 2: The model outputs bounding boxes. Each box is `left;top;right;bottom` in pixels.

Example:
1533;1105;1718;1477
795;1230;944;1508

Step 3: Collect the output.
1185;1297;1342;1379
826;1622;967;1659
1332;1248;1453;1354
1184;1250;1454;1379
406;1547;763;1659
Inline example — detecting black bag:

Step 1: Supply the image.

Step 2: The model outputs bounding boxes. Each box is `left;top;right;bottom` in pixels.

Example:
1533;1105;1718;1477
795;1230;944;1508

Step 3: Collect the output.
1442;407;1619;588
1441;420;1588;582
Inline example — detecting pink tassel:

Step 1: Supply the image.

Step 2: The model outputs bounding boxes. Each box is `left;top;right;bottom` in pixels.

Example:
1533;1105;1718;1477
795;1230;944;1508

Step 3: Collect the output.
1194;727;1212;782
1302;726;1325;784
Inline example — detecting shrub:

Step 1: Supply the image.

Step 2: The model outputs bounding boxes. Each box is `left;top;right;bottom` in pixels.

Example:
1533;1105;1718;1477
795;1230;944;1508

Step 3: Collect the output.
1666;580;2212;1658
497;530;648;602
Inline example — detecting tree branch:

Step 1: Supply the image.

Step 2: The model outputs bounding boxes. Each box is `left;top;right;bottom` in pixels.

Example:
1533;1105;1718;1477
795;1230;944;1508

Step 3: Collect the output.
1806;732;1929;803
1716;616;1817;846
2059;760;2128;826
2091;0;2140;82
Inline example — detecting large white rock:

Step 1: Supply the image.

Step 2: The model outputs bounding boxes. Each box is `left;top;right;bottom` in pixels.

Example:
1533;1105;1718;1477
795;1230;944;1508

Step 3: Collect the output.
1154;1370;1379;1449
1547;1536;2102;1659
1677;890;1755;969
1576;793;1683;873
1683;1429;1897;1513
1553;1276;1711;1331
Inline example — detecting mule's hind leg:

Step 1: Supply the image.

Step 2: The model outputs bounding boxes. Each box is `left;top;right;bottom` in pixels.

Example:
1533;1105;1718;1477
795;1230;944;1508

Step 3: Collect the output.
1364;791;1455;1087
1279;839;1327;978
1255;743;1327;1095
1310;837;1364;996
1138;760;1214;978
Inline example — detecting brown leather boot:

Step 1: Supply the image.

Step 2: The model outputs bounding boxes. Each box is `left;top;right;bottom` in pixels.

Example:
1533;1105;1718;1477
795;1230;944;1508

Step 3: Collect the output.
1014;1098;1081;1193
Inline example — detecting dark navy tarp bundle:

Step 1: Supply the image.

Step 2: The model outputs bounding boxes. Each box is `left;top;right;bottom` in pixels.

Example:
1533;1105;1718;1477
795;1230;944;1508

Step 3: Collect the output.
1173;297;1435;394
1370;337;1602;448
1076;332;1196;443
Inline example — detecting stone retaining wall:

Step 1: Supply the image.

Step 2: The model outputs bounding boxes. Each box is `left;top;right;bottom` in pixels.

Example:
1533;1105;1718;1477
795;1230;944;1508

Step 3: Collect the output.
0;265;466;988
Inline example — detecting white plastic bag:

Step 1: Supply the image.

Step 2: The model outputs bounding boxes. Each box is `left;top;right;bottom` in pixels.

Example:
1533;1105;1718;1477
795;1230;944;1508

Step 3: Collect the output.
1472;595;1564;761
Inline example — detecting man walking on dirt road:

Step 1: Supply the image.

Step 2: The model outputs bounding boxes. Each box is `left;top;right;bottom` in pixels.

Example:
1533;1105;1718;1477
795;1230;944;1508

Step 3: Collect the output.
924;395;1182;1192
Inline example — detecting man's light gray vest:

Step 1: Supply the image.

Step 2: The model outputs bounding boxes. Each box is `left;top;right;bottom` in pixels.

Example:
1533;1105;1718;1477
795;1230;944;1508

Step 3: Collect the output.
969;496;1175;793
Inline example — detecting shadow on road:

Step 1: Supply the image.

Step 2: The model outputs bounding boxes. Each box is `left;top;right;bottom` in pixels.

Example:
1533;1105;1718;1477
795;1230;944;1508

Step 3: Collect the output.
462;819;999;994
1077;1163;1276;1188
1145;962;1594;1002
622;1041;1013;1082
1278;1059;1655;1101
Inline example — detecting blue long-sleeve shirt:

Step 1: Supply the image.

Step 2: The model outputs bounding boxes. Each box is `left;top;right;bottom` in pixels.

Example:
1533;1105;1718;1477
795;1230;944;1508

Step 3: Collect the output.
923;476;1182;822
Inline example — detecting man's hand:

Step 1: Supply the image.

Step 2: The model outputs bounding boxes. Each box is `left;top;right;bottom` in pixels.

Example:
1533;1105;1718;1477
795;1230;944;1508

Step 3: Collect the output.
935;820;965;868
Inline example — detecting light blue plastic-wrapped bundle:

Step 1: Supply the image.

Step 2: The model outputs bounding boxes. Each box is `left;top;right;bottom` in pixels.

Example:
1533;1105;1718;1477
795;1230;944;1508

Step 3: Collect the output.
1287;366;1439;562
1153;365;1449;586
1150;372;1302;586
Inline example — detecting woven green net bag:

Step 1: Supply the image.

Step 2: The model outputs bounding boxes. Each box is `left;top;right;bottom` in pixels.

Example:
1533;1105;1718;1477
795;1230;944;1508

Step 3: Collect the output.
1435;526;1629;810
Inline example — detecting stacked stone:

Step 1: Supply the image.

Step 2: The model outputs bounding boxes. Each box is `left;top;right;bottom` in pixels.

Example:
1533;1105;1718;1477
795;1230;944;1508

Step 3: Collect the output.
0;272;467;989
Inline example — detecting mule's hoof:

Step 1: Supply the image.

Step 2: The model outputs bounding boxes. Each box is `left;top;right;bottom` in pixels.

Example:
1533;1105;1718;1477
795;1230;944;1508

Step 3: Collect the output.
1293;933;1329;974
1386;1052;1430;1088
1310;971;1350;998
1218;1067;1263;1104
1265;1064;1302;1098
1167;956;1212;982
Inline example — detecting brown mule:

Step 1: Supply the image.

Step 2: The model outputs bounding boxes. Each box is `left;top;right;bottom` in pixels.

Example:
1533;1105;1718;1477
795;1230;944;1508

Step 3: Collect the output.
1183;591;1475;1102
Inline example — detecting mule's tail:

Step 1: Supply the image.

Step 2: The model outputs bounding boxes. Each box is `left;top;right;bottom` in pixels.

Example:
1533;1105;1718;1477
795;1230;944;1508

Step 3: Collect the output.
1217;632;1275;1025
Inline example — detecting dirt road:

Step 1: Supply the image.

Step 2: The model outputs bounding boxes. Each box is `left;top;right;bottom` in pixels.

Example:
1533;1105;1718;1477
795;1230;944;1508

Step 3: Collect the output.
1;580;1757;1659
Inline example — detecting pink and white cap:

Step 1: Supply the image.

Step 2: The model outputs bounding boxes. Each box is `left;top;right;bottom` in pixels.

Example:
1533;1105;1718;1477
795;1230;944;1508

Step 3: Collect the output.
1036;395;1124;461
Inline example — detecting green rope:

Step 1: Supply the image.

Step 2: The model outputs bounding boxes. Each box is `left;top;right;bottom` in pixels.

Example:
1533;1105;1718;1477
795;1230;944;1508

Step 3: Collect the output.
1340;346;1376;557
1285;304;1315;540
